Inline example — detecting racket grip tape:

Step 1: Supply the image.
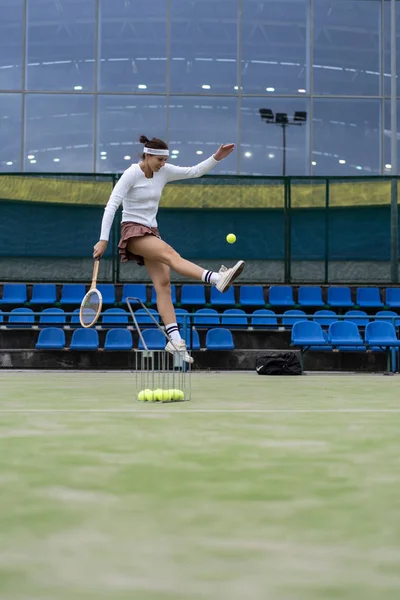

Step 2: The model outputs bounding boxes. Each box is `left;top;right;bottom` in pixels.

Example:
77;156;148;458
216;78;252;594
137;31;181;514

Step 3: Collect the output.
91;260;100;289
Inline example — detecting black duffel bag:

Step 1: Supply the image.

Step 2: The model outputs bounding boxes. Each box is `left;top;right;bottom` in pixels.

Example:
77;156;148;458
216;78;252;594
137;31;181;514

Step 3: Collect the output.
256;352;302;376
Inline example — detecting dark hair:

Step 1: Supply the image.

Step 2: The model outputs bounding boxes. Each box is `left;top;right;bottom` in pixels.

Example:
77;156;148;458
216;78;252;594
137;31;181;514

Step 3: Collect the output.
140;135;168;159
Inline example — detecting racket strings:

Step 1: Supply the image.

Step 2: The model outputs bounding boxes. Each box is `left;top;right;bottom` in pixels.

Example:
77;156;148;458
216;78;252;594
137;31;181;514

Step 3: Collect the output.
81;290;102;327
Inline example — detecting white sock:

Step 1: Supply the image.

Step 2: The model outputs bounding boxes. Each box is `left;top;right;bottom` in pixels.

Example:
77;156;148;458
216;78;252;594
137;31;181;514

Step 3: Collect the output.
202;270;219;286
165;323;182;344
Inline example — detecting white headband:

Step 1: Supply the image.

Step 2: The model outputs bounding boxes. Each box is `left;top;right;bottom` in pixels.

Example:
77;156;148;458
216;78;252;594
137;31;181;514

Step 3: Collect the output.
143;147;170;157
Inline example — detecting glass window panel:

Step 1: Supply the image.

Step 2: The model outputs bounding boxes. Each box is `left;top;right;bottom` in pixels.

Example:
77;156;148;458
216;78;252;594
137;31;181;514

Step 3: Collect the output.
384;99;400;174
241;0;309;95
314;0;381;96
384;0;400;96
312;99;381;176
240;98;310;176
26;0;96;91
99;0;167;93
0;0;23;90
25;94;95;172
168;97;239;174
0;93;22;171
170;0;238;94
97;95;167;172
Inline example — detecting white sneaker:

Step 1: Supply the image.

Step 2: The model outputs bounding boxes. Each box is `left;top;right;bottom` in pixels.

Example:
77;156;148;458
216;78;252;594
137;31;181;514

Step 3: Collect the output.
165;340;194;364
216;260;245;293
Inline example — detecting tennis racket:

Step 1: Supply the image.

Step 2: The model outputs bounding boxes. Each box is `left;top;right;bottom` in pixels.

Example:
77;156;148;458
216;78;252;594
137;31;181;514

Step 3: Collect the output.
79;260;103;328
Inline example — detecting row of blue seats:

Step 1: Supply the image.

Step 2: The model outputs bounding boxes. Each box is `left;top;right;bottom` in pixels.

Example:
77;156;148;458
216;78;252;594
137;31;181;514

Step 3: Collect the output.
292;320;400;352
36;327;234;351
2;307;400;328
2;283;400;309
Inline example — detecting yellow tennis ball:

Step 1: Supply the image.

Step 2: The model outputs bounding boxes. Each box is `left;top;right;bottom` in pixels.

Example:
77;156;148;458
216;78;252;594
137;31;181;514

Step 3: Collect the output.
162;389;170;402
145;389;154;402
167;389;175;401
154;388;163;402
177;390;184;401
226;233;236;244
138;390;146;402
173;389;184;401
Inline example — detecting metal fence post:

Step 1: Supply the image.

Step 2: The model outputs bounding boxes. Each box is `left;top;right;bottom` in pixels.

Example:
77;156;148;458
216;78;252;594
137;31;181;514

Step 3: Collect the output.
283;177;292;283
325;178;330;284
390;0;398;284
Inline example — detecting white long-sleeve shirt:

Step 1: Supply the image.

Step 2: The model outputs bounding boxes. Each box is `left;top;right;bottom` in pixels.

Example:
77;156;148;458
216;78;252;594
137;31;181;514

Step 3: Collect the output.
99;155;218;241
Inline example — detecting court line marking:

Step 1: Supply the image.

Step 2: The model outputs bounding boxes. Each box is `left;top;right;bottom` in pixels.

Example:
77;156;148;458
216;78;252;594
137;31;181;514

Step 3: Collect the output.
1;408;400;414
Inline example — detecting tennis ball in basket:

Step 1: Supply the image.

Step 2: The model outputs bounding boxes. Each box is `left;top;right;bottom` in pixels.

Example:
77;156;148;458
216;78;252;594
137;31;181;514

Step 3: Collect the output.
162;389;170;402
177;389;184;401
144;389;154;402
167;389;175;401
226;233;236;244
138;390;146;402
153;388;163;402
172;389;184;401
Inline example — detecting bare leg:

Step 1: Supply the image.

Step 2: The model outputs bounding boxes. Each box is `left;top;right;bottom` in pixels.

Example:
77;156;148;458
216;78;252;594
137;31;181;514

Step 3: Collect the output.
128;234;245;295
143;253;193;363
128;235;206;280
144;258;176;326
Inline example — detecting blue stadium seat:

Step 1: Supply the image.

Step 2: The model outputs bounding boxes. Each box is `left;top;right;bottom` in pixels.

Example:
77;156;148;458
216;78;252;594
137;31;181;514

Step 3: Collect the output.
0;284;27;305
309;330;333;352
60;284;86;305
312;310;337;327
180;285;206;307
298;286;324;308
70;328;99;350
39;308;66;328
30;284;57;305
101;308;129;327
327;287;354;308
365;322;400;348
181;328;201;350
138;329;165;350
210;286;235;307
385;288;400;308
151;285;176;305
291;321;327;347
70;308;82;327
328;322;363;347
36;328;65;350
193;308;220;328
206;328;235;350
221;309;248;328
0;310;3;324
175;308;190;327
344;310;369;327
251;309;278;328
282;310;307;327
239;285;265;307
268;286;295;307
356;287;384;309
135;308;159;326
122;284;147;306
104;329;133;351
7;308;35;327
374;311;400;326
97;284;116;305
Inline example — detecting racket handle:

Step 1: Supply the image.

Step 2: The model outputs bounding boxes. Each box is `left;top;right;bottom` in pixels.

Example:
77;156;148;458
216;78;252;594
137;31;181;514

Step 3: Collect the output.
91;259;100;289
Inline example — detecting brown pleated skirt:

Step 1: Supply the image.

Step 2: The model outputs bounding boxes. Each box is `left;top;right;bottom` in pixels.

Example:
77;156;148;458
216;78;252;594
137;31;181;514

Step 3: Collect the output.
118;221;161;266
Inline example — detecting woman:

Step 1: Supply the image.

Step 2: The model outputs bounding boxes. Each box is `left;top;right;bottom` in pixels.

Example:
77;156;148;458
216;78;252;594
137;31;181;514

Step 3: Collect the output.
93;135;245;363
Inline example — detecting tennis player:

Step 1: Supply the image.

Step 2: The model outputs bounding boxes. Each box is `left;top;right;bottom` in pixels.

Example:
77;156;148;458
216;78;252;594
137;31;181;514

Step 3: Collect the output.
93;135;245;363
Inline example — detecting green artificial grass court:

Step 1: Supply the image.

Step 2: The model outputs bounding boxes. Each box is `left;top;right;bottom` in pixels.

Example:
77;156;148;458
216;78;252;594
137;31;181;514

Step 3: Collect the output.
1;371;400;600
